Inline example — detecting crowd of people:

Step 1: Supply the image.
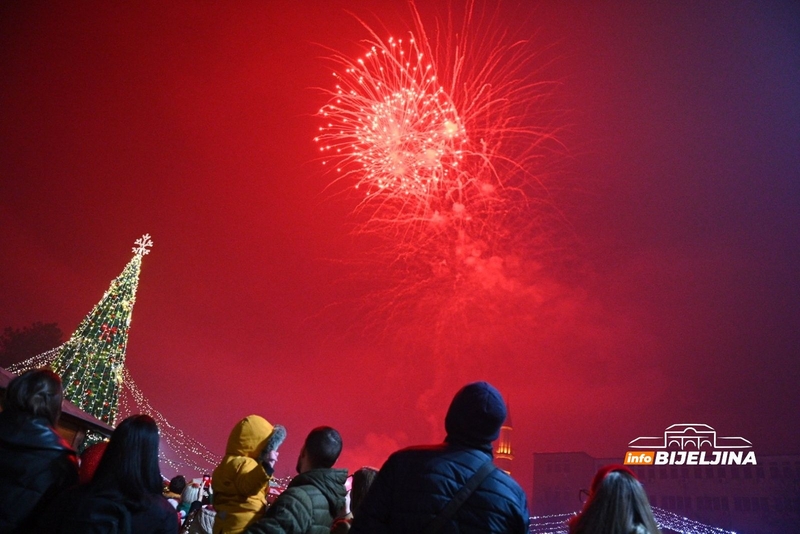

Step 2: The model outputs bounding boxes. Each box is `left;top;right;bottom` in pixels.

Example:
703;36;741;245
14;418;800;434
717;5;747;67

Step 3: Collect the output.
0;369;662;533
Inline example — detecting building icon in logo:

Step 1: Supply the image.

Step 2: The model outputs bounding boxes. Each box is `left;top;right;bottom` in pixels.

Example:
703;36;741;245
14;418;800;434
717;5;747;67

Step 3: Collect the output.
628;424;752;450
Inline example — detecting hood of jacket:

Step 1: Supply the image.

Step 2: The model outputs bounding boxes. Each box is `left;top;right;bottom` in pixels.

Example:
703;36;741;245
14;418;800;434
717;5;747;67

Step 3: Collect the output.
290;468;348;517
225;415;274;458
0;411;74;452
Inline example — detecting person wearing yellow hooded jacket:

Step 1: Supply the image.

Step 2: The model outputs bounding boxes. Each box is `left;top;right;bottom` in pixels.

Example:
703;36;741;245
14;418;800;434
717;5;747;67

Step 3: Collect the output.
212;415;287;534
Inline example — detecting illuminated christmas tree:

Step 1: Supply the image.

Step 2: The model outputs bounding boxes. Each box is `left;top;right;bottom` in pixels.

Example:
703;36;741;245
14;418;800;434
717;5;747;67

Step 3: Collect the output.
51;234;153;425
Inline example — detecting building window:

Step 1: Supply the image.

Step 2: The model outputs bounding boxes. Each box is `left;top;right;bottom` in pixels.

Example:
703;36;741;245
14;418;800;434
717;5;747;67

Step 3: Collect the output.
705;467;714;479
731;466;740;479
783;462;792;478
668;496;676;510
721;496;729;511
761;497;769;513
756;466;764;479
743;497;751;512
752;497;760;512
660;469;668;479
743;466;753;479
685;497;692;510
717;467;726;478
694;467;703;479
677;496;684;511
671;468;678;479
734;496;741;511
713;497;721;511
682;468;689;479
650;495;657;507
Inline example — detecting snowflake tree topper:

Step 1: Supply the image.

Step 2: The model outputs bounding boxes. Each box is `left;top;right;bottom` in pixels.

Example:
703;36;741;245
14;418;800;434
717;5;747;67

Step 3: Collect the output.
132;234;154;256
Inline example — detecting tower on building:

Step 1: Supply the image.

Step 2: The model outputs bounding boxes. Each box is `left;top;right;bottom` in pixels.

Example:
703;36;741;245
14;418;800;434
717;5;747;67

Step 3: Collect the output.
494;404;514;474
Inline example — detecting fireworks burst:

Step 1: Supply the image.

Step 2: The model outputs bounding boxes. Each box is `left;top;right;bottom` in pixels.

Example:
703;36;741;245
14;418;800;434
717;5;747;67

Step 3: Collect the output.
317;35;467;210
315;2;568;360
316;2;561;246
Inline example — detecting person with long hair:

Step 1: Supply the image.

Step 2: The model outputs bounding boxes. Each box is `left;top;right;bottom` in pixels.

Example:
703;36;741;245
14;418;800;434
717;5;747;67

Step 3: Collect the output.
569;465;660;534
0;369;78;533
37;414;179;533
331;466;379;533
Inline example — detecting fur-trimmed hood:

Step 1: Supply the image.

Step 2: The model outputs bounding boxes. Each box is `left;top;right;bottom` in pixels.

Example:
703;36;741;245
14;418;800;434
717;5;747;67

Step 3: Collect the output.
224;415;285;459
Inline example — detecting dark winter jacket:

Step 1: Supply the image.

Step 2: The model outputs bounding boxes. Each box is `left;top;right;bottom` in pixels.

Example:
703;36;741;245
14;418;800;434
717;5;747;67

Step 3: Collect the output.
35;484;179;534
0;411;79;533
128;493;180;534
352;382;529;534
350;444;529;534
245;468;348;534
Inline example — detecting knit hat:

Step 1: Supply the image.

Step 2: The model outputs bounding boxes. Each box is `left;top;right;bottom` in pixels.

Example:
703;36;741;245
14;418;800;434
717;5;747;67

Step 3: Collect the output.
445;382;507;448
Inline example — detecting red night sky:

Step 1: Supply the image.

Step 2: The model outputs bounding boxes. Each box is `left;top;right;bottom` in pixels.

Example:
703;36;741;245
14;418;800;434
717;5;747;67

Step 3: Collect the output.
1;1;798;501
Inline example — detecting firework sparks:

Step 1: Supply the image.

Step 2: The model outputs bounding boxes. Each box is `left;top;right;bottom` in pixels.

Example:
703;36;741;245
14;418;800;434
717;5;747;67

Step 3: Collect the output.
318;35;466;199
315;2;567;361
316;3;560;249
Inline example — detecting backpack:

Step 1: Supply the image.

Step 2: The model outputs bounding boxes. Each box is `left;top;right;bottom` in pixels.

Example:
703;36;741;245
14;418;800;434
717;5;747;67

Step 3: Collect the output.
179;505;216;534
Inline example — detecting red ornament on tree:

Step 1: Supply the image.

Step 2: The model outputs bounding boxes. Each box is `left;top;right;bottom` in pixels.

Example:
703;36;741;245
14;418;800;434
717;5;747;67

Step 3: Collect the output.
99;324;118;342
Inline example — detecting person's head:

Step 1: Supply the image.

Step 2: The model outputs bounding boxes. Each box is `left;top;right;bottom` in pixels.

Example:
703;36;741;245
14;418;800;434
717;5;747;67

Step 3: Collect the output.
296;426;342;473
181;482;203;505
350;466;379;516
444;381;507;452
92;414;163;503
2;368;63;426
569;466;660;534
225;414;282;459
168;475;187;495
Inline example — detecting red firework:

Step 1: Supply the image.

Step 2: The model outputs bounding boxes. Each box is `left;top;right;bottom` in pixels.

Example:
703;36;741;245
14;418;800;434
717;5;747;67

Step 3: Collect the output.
315;2;566;354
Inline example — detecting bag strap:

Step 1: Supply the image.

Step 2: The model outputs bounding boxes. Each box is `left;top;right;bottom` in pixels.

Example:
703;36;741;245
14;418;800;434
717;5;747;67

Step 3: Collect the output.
179;508;197;534
422;460;496;534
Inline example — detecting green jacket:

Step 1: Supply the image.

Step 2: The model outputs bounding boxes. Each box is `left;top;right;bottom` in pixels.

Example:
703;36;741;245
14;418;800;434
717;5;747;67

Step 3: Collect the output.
246;468;348;534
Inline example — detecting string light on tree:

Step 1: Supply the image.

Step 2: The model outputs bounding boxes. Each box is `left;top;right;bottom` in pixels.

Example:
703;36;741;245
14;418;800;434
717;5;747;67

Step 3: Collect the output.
527;508;737;534
651;507;737;534
9;234;222;474
49;234;153;426
119;367;221;472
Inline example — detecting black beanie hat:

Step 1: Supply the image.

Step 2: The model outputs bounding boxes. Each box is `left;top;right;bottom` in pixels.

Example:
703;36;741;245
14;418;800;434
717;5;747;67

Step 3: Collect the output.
445;381;507;447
